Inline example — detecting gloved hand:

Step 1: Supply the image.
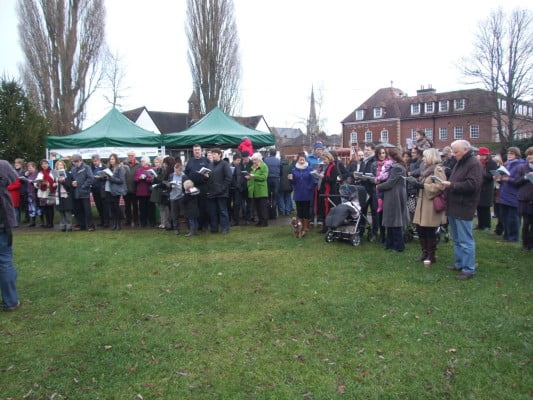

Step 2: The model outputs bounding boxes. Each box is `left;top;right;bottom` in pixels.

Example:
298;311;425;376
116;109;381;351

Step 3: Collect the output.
406;176;424;189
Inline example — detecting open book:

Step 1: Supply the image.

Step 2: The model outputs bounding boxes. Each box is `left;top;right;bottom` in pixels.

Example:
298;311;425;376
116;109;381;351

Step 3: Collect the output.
310;170;322;179
525;172;533;184
241;170;251;176
97;168;113;178
145;169;158;177
53;169;67;180
490;165;510;177
353;172;375;181
198;167;211;174
430;175;443;184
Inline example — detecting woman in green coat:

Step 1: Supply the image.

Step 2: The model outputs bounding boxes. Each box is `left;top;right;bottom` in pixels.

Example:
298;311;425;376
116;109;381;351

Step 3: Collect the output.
246;152;269;227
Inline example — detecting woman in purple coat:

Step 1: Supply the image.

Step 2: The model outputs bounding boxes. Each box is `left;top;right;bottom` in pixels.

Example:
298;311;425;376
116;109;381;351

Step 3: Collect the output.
497;147;526;242
289;152;315;236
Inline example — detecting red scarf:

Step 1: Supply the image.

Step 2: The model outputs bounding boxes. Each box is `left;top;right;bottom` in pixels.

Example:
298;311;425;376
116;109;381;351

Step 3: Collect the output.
323;162;336;215
41;167;55;191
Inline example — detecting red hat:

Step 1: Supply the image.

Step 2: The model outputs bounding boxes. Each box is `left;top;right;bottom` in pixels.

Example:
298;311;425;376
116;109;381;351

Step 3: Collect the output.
478;147;490;156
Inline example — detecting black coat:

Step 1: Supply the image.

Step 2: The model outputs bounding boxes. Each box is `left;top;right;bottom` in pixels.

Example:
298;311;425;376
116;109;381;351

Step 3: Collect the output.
279;160;293;192
182;192;200;218
56;172;74;212
206;160;232;198
478;159;498;207
516;162;533;215
445;151;483;220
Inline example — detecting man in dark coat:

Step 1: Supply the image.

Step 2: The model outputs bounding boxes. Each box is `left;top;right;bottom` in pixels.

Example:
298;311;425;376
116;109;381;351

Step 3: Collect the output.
442;140;483;280
70;154;95;231
205;148;232;233
264;148;281;219
358;143;378;240
184;144;211;231
0;160;20;311
476;147;498;231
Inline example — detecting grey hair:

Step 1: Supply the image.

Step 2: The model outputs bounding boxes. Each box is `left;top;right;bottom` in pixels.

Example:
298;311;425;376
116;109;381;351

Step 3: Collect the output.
451;140;471;151
422;148;442;166
141;156;151;164
251;152;263;161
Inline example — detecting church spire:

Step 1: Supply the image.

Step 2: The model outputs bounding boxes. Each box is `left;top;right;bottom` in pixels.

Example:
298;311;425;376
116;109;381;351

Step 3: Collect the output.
307;85;318;137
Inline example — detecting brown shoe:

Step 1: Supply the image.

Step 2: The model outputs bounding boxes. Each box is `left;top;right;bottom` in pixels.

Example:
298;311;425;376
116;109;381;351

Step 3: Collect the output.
456;272;474;280
447;265;461;271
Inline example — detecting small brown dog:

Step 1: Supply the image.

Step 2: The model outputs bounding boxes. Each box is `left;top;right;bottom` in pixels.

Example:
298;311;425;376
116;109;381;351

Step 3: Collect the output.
290;217;304;239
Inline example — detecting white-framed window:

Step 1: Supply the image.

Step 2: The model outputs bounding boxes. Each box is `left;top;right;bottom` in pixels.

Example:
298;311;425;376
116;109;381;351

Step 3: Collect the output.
500;99;507;111
373;107;382;118
424;128;433;140
470;124;479;139
410;128;417;140
439;100;449;112
355;110;364;120
528;106;533;117
454;126;463;139
454;99;465;110
365;130;372;143
350;131;357;144
425;102;434;113
410;103;420;115
380;129;389;143
439;127;448;141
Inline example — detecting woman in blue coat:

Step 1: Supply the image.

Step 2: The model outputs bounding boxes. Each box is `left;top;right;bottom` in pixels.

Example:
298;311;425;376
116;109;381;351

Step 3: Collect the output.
289;152;315;235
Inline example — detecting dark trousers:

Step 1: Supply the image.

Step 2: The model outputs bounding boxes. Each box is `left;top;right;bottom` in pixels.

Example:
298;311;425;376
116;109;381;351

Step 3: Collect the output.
500;204;520;242
124;193;139;225
295;200;310;219
231;190;246;223
73;197;93;230
361;192;379;237
385;227;404;251
207;197;230;232
107;195;121;226
476;206;491;230
253;197;268;226
92;189;109;226
267;177;280;219
138;196;154;227
41;205;55;227
417;225;437;239
170;198;183;231
521;213;533;250
197;192;209;230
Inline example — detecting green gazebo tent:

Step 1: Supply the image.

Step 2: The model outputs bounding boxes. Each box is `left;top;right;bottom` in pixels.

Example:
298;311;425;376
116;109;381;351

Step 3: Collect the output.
46;107;163;149
163;107;275;147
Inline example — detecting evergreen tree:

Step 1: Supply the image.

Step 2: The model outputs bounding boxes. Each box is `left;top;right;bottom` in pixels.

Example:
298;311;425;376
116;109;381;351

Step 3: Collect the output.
0;78;48;162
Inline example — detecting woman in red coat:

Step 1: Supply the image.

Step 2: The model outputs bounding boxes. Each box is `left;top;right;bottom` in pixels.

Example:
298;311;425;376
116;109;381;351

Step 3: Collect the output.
8;177;21;226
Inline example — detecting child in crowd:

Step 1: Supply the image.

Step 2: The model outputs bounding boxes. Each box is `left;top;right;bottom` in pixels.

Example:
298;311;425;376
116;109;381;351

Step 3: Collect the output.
182;179;200;237
169;163;185;234
375;158;393;212
54;160;74;232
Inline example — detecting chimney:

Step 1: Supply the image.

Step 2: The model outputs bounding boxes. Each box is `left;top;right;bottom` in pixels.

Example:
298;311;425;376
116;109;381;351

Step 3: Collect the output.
416;84;436;95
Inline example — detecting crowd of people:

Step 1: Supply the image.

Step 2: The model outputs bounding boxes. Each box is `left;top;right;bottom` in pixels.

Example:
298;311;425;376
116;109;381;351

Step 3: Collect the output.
1;134;533;313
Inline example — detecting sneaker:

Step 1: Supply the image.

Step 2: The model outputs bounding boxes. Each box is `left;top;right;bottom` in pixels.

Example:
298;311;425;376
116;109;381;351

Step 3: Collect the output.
456;272;474;280
447;265;462;271
3;301;21;312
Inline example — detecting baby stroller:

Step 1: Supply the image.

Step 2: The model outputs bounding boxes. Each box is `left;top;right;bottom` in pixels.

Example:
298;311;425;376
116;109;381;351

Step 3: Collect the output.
323;184;368;247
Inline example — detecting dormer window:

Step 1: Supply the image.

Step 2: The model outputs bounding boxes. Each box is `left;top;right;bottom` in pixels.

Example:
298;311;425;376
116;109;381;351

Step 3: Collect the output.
454;99;465;110
439;100;449;112
373;107;383;118
355;110;364;120
425;102;434;113
411;103;420;115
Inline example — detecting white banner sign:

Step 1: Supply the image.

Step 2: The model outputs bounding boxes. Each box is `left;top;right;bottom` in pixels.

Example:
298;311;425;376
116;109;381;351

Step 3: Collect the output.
48;147;162;160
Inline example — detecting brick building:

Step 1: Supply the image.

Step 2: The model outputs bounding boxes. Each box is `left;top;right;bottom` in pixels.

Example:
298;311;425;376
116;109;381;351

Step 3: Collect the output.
341;87;533;150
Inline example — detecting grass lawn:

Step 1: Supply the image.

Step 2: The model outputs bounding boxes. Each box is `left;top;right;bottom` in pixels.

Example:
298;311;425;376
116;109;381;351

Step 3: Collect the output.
1;223;531;399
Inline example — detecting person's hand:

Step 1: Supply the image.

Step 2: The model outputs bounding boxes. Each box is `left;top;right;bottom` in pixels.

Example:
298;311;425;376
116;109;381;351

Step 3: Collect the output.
500;174;509;181
72;181;78;187
140;174;146;180
441;180;452;188
287;173;293;180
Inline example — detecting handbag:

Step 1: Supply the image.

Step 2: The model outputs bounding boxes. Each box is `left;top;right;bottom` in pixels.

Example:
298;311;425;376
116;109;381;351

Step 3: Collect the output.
433;192;446;212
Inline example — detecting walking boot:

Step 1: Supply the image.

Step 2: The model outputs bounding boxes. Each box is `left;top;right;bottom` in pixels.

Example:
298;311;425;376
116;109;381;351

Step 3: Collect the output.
418;237;428;261
39;215;46;228
27;217;36;227
427;237;438;264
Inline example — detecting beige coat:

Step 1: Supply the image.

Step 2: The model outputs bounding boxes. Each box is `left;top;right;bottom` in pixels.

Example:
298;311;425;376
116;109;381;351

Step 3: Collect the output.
412;164;447;227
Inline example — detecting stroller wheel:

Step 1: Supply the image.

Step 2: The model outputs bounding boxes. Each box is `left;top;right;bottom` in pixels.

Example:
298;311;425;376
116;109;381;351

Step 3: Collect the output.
351;235;361;247
444;233;450;243
325;230;335;243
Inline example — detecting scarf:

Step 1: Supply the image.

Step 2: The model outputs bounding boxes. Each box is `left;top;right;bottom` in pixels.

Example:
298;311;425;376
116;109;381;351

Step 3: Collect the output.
421;163;438;180
41;167;55;191
295;162;309;170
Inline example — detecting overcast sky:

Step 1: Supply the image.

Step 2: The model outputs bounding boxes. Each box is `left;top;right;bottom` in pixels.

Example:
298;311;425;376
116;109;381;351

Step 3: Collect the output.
0;0;529;135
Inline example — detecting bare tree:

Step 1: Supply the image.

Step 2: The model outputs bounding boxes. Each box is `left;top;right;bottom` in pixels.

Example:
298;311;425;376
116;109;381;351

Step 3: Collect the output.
103;49;129;109
461;8;533;148
17;0;106;136
186;0;241;115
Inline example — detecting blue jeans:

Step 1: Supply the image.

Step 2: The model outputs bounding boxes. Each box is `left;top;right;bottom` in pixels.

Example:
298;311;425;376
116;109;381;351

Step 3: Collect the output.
0;232;19;308
448;217;476;274
500;204;520;242
207;197;230;232
278;191;293;215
